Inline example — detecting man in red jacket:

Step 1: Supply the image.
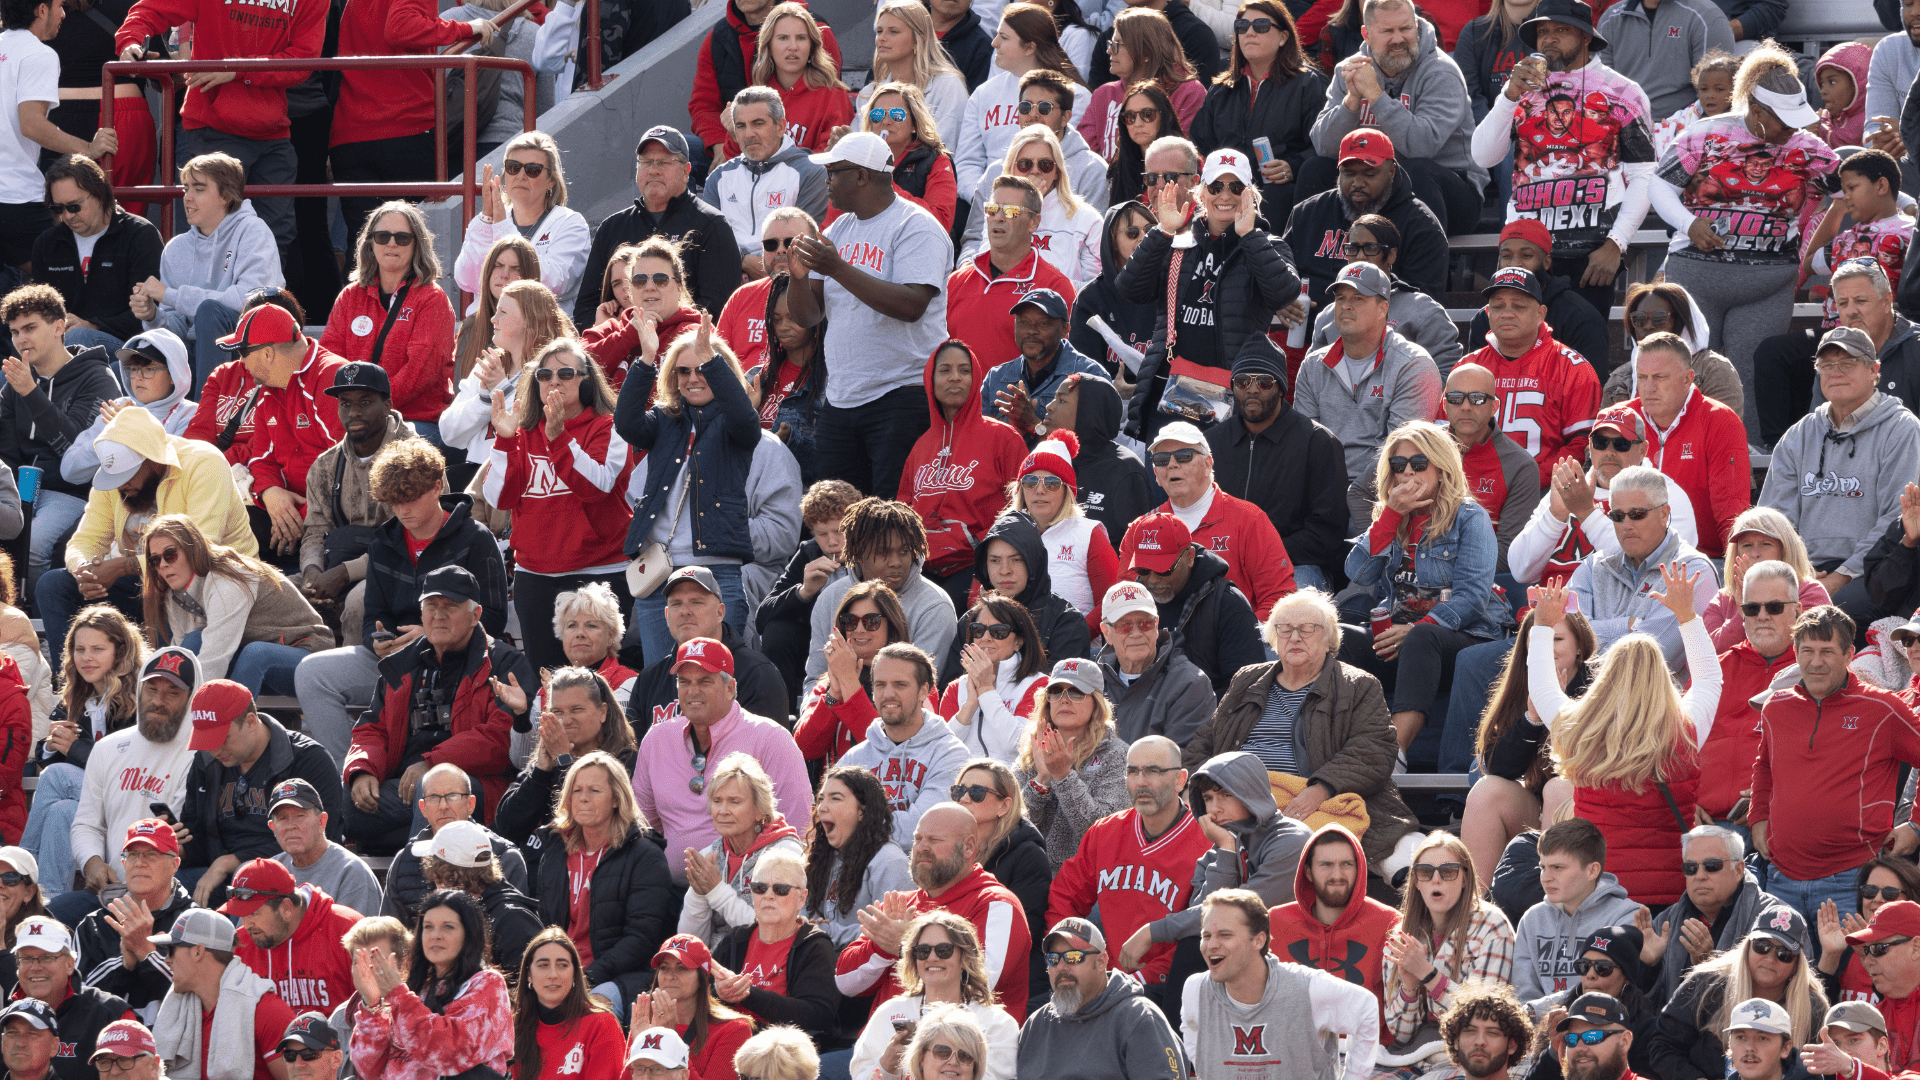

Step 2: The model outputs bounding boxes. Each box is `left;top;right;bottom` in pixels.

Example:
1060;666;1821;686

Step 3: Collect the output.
1148;420;1297;620
221;859;361;1015
1826;901;1920;1080
946;176;1075;375
835;802;1032;1020
225;303;345;569
1625;333;1748;558
1267;823;1398;1010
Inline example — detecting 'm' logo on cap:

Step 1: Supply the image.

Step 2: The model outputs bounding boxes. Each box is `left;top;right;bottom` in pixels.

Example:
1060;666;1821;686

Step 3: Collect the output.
152;653;184;674
684;641;706;658
641;1035;663;1050
1342;266;1365;279
1117;584;1146;600
1590;937;1610;951
1138;529;1161;550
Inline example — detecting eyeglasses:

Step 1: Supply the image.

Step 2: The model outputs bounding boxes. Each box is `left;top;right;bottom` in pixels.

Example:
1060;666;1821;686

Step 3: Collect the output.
1815;357;1868;374
762;236;798;252
369;230;416;247
1014;157;1057;175
228;887;292;903
1606;507;1658;522
1563;1030;1622;1047
1149;448;1201;467
1142;171;1195;187
124;361;167;376
13;953;65;969
1627;311;1672;329
868;107;908;123
748;882;797;896
1207;179;1246;195
1342;241;1390;257
47;200;85;217
838;612;886;633
1412;862;1463;882
1020;474;1065;492
1862;937;1913;957
950;783;1003;803
502;160;548;178
1271;624;1323;639
1233;16;1277;32
534;367;580;382
1444;391;1494;406
1045;685;1089;702
633;272;674;286
1740;601;1793;617
689;746;708;796
1121;107;1160;124
925;1045;975;1066
0;872;31;888
1124;765;1177;777
638;155;686;170
96;1058;146;1074
419;792;469;806
1589;434;1639;452
983;202;1032;219
1571;958;1618;977
1232;374;1277;391
280;1051;326;1064
911;942;958;960
1046;949;1096;966
1749;939;1800;964
1682;858;1729;875
1388;454;1429;473
968;622;1016;641
148;546;181;569
1864;886;1906;902
1016;100;1059;116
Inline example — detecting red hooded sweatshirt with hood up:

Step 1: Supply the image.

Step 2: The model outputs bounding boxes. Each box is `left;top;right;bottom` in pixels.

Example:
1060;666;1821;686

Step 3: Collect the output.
898;343;1028;562
1266;823;1398;1041
237;884;364;1014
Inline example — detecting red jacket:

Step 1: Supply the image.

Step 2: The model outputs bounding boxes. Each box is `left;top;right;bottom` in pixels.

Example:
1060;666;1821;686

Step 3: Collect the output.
1574;735;1698;906
1698;641;1795;819
237;885;363;1014
944;250;1077;371
1045;804;1212;986
184;360;260;466
1460;326;1603;490
317;280;458;421
331;0;476;145
116;0;324;141
716;279;775;373
1267;824;1397;1035
836;863;1031;1021
1629;386;1750;557
1752;674;1920;881
1857;988;1920;1080
247;339;347;500
775;80;854;153
486;413;634;574
689;0;842;156
583;305;700;392
900;344;1029;561
343;630;517;819
0;655;31;845
1154;486;1297;620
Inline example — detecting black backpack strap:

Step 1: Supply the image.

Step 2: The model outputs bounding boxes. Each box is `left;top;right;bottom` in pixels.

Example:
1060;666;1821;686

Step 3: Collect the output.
1656;780;1691;834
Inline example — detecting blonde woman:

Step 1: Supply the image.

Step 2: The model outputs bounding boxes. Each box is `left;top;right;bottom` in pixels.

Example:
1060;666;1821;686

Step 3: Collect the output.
1380;832;1515;1072
1012;657;1130;871
454;130;592;312
452;235;539;383
858;0;971;150
850;916;1018;1080
900;1005;990;1080
1340;420;1504;753
733;1026;821;1080
1646;916;1828;1079
749;3;853;153
1532;557;1722;908
859;82;960;230
965;125;1101;284
678;752;806;945
582;237;701;390
950;756;1050;1003
440;279;573;510
1703;508;1828;649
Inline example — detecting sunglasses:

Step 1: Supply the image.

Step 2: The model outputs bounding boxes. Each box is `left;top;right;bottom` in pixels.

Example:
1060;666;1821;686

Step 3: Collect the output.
1020;474;1065;491
47;200;85;217
1589;434;1639;452
1412;862;1463;882
950;783;1003;803
1740;601;1794;617
148;547;181;569
911;942;958;960
228;887;292;902
633;272;674;287
983;202;1031;220
1142;170;1195;186
1014;157;1057;175
1445;391;1494;406
689;747;708;796
1150;448;1201;467
502;159;548;178
534;367;580;382
280;1051;326;1063
1121;107;1160;124
868;107;908;123
1862;937;1913;958
1606;507;1658;522
1571;958;1618;977
1682;858;1729;875
1207;179;1246;195
0;872;29;888
1749;939;1800;964
1233;374;1277;391
925;1045;975;1066
1045;684;1089;702
838;612;887;633
369;230;415;247
748;882;797;896
1233;16;1277;32
1627;311;1672;329
762;236;797;252
1342;241;1390;257
1046;949;1095;966
969;622;1016;641
1564;1030;1622;1047
1865;886;1906;902
1388;454;1429;473
1016;100;1059;116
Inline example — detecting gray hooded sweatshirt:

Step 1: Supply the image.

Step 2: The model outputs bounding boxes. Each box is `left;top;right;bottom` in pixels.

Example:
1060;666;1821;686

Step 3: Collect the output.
1597;0;1737;119
1014;968;1187;1080
807;560;958;680
1512;871;1642;1015
1565;526;1718;668
1308;278;1465;378
1096;630;1217;746
836;710;973;850
1759;391;1920;579
1294;327;1445;488
1310;19;1487;189
60;331;198;485
145;200;284;330
1149;751;1312;943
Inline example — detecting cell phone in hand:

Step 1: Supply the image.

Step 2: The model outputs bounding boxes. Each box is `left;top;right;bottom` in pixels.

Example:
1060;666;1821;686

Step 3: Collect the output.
148;802;174;824
892;1019;915;1034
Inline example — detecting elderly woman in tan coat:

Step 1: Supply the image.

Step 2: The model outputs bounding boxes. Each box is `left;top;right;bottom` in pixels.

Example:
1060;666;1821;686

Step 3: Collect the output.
1185;587;1420;884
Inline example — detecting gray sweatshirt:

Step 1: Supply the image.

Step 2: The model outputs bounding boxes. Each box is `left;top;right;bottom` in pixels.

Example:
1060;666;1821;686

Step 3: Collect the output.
60;344;198;485
1015;969;1187;1080
1511;871;1643;1016
1293;327;1444;488
1309;281;1465;377
1869;31;1920;131
1565;527;1718;667
146;201;284;330
835;710;973;850
1181;955;1381;1080
1596;0;1737;119
814;841;912;948
807;562;958;679
1759;391;1920;579
1311;19;1487;189
274;843;382;918
1150;752;1311;942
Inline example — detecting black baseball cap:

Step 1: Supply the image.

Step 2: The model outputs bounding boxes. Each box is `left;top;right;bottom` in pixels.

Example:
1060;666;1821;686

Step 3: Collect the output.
278;1013;340;1054
268;778;325;815
1483;266;1546;304
1556;992;1629;1030
418;565;480;605
1009;288;1070;322
325;361;391;399
639;126;690;159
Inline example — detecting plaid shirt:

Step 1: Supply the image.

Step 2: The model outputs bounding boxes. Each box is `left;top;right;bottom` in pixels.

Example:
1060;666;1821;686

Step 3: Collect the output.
1383;903;1517;1044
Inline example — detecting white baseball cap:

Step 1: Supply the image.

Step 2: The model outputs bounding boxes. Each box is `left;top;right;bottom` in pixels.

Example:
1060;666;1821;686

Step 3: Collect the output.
12;917;70;956
1200;149;1253;186
92;439;149;491
411;819;492;868
810;131;893;172
626;1028;690;1070
1149;421;1210;452
1102;581;1159;625
1725;997;1794;1036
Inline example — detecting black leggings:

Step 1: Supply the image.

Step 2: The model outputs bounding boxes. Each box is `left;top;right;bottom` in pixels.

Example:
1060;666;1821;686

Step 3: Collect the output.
1754;328;1820;448
513;569;632;674
1338;619;1487;715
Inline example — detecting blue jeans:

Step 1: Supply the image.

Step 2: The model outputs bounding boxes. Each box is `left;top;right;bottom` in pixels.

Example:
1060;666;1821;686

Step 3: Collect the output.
27;491;90;603
1439;637;1515;774
1766;865;1858;960
19;763;83;892
631;562;746;668
63;327;124;352
229;641;308;696
158;300;241;392
409;420;444;451
1294;564;1330;592
36;568;142;671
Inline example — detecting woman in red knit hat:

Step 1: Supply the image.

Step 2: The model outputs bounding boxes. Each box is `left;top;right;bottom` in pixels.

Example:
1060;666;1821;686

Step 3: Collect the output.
1006;429;1118;629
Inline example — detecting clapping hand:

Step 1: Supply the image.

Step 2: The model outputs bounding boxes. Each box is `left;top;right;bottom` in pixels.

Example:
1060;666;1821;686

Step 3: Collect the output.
1234;192;1256;236
475;348;509;391
102;895;154;966
685;847;722;894
1153;181;1186;234
1383;929;1434;985
489;671;527;714
1634;904;1669;965
711;960;751;1004
637;309;661;365
535;710;570;769
480;165;506;223
1726;552;1752;605
1817;900;1850;960
995;381;1036;431
1902;483;1920;547
542;377;569;440
1033;725;1073;786
960;643;997;698
489;387;513;435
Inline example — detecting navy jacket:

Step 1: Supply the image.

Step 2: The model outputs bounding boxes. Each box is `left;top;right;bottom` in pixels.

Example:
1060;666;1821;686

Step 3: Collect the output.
615;351;761;563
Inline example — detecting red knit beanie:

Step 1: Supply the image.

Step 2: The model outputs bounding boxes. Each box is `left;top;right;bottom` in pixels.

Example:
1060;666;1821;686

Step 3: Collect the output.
1019;429;1080;490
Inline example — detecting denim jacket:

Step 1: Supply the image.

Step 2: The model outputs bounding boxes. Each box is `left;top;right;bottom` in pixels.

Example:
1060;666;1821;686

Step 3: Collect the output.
1343;498;1504;639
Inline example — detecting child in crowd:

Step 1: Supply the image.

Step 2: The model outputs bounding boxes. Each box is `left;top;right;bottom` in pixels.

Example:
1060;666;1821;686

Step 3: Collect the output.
1652;50;1737;158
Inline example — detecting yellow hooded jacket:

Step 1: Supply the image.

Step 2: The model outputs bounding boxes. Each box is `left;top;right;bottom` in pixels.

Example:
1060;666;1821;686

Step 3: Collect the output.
65;406;257;575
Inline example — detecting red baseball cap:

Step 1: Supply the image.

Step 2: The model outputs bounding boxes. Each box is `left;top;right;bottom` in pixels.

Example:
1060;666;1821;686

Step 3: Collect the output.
671;637;733;678
1121;512;1192;575
1848;900;1920;946
217;858;298;916
188;679;254;751
90;1020;157;1062
216;303;301;354
123;818;180;856
1337;129;1394;168
1499;219;1554;256
652;933;712;972
1591;405;1646;442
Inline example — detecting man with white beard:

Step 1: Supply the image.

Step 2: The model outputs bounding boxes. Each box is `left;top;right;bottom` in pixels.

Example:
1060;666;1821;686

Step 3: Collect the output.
1015;916;1186;1080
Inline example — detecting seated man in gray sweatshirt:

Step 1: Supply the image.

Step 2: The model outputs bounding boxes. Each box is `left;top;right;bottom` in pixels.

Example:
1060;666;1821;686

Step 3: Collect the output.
1015;917;1189;1080
1512;818;1642;1018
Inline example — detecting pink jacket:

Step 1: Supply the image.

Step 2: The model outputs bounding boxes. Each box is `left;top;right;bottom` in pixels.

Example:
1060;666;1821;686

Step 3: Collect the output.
1078;78;1206;160
1813;41;1871;149
349;970;512;1080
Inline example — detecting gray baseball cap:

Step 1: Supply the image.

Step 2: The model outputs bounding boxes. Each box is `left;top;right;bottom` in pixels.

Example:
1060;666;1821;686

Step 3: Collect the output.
1818;326;1878;363
148;907;237;952
1329;261;1391;298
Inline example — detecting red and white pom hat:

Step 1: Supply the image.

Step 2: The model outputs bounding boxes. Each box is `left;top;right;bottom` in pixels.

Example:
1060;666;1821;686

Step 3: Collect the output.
1019;429;1080;490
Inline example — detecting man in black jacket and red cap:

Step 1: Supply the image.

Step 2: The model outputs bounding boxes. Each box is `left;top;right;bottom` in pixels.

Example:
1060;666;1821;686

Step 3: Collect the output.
1121;512;1264;696
1280;129;1450;309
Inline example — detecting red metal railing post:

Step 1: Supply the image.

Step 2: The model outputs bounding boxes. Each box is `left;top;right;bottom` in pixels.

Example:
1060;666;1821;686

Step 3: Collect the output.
99;68;116;175
523;68;537;132
434;69;448;184
160;80;175;237
461;55;478;227
584;0;608;90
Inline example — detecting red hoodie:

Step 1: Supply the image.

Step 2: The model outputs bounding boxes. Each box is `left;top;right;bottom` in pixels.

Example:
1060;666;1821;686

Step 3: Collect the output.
238;885;364;1014
184;360;260;466
1628;386;1749;557
330;0;477;146
317;280;457;421
583;305;700;392
488;411;634;574
899;344;1029;565
688;0;842;156
1698;641;1795;820
774;80;854;154
1267;823;1397;1039
835;863;1032;1021
116;0;323;141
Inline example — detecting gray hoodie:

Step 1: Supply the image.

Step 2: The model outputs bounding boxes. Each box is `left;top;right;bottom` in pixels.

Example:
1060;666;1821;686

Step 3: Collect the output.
1150;751;1312;943
61;332;198;485
1015;968;1187;1080
702;136;830;258
1759;391;1920;579
1309;279;1465;377
1096;630;1217;746
1311;19;1488;189
146;200;284;330
1294;327;1445;488
1597;0;1737;120
806;562;958;680
815;841;913;948
1511;871;1642;1015
835;710;973;850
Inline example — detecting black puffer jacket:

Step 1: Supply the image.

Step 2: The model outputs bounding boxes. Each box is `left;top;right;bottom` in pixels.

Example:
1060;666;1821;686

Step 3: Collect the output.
1155;547;1265;697
1188;66;1332;224
938;514;1090;687
1069;202;1160;380
1280;161;1448;308
712;921;840;1036
1119;219;1302;442
982;817;1053;1001
1071;376;1156;550
493;746;640;849
531;821;676;1005
75;879;194;1019
477;879;543;975
1467;272;1611;378
381;823;530;922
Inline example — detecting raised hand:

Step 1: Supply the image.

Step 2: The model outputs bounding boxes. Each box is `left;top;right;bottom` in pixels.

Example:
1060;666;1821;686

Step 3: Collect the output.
1726;552;1752;604
1154;181;1185;234
1902;483;1920;546
637;309;662;365
1650;561;1702;624
1234;191;1256;236
1635;904;1670;965
1535;581;1570;628
490;387;513;435
475;348;507;391
1817;899;1849;958
490;671;528;714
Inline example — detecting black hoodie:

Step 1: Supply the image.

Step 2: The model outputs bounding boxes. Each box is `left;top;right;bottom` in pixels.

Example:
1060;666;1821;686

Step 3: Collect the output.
0;344;120;502
1070;377;1156;549
939;514;1090;686
982;817;1054;1001
938;7;992;90
1280;160;1449;309
1468;272;1611;376
1158;547;1265;697
1070;203;1160;380
1204;337;1351;573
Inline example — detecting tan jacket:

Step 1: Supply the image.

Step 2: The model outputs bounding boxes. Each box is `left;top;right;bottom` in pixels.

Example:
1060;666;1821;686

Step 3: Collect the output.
299;411;415;572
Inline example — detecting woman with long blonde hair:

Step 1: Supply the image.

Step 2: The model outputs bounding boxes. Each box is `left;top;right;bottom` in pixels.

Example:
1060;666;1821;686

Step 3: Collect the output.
1081;8;1202;159
1702;507;1827;649
859;0;970;149
1531;538;1721;907
1380;832;1515;1070
1012;658;1129;871
441;277;572;473
1340;420;1504;754
453;129;591;312
453;235;540;382
747;3;852;153
971;125;1101;285
860;82;960;229
1646;919;1828;1079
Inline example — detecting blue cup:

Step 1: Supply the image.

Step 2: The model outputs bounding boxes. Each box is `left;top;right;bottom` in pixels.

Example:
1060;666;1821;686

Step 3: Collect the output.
16;466;39;506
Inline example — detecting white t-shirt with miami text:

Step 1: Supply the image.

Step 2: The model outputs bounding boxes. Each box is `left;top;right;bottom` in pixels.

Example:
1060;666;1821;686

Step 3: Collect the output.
820;195;953;409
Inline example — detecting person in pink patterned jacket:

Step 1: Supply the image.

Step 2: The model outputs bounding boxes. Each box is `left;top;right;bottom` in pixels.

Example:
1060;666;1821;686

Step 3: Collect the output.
347;889;513;1080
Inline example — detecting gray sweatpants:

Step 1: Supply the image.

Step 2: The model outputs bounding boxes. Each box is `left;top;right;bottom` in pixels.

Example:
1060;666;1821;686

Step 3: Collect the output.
292;645;380;763
1663;256;1799;441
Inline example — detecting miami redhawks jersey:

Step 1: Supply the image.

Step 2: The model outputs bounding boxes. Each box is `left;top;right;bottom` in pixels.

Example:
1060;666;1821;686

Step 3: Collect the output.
1045;805;1213;985
1819;214;1914;328
1460;326;1603;489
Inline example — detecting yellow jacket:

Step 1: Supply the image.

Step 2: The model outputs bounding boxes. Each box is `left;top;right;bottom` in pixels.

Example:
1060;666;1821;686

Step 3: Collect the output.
66;408;256;574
